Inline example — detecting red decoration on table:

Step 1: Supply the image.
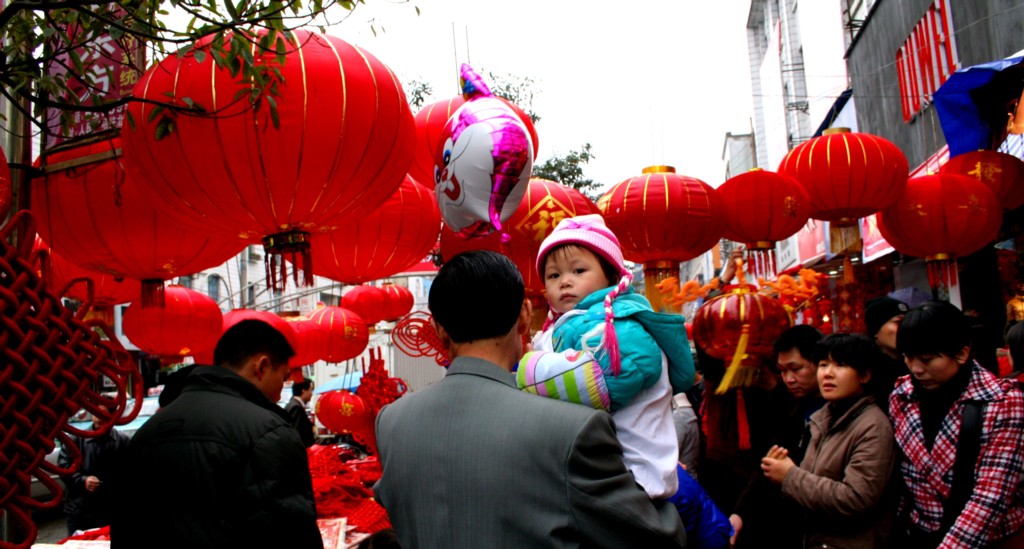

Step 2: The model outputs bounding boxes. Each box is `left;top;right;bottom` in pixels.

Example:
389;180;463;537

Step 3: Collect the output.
877;173;1001;291
942;149;1024;210
717;169;811;281
122;285;223;360
0;212;142;549
122;30;415;291
308;175;441;284
32;138;244;307
598;165;723;311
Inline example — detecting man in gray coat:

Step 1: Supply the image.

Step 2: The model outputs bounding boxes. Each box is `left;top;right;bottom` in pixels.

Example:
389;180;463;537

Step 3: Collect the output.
374;250;686;548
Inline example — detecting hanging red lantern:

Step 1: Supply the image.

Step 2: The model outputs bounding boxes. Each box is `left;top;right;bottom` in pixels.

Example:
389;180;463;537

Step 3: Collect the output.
122;30;415;291
32;138;244;307
598;166;723;311
379;284;414;322
717;169;811;281
35;237;141;308
410;95;540;190
309;175;440;284
877;173;1001;290
122;285;223;359
341;286;387;327
308;306;369;363
285;316;327;367
942;149;1024;210
315;389;376;453
691;284;791;449
197;309;302;378
778;128;908;223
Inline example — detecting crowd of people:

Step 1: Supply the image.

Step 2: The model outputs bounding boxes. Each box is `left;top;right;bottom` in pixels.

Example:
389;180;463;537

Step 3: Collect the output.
53;214;1023;548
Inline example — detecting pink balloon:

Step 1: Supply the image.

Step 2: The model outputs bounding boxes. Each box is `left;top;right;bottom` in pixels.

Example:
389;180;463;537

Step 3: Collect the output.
434;64;533;239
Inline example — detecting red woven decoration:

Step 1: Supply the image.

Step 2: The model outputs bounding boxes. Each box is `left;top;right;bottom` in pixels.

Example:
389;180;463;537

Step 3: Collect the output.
391;311;449;367
0;212;141;549
355;348;407;414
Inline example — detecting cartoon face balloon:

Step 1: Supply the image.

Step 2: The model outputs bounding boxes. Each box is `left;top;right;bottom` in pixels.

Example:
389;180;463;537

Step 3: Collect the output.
435;64;534;238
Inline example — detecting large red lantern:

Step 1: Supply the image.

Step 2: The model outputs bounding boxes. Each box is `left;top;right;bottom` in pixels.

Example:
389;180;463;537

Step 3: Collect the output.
308;306;369;363
598;166;723;311
315;389;376;453
341;286;387;327
877;173;1001;290
379;283;414;322
942;150;1024;210
308;175;440;284
122;285;223;359
691;284;791;449
35;237;141;308
32;139;245;306
410;96;539;189
122;30;415;290
285;316;327;368
717;169;811;281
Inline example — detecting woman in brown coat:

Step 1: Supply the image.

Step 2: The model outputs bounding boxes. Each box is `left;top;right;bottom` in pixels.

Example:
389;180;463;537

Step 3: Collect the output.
761;333;896;548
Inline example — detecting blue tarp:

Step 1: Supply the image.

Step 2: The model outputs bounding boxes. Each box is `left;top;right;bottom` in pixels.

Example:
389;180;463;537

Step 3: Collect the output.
313;370;363;394
933;56;1024;157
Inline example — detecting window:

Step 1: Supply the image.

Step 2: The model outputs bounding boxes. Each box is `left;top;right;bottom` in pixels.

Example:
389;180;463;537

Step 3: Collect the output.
178;274;193;289
208;274;222;304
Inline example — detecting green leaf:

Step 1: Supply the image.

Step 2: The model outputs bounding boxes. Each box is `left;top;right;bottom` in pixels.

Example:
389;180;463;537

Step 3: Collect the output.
269;103;280;129
155;117;174;140
147;104;166;122
126;111;136;130
193;50;206;64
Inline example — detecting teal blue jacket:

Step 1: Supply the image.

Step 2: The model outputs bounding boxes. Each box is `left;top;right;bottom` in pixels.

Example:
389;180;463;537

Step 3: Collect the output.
552;286;696;411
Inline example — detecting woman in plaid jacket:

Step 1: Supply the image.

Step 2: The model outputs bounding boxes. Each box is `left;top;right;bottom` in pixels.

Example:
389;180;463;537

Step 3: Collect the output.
891;301;1024;548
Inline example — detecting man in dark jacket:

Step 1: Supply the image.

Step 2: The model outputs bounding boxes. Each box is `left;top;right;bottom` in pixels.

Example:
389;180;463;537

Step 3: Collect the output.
59;409;131;535
111;320;322;549
285;378;315;447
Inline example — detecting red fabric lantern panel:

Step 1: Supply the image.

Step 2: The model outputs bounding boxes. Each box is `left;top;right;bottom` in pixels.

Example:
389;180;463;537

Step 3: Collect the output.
877;174;1001;288
410;96;539;190
315;389;376;452
379;284;414;322
310;175;441;284
717;169;811;281
308;306;370;363
123;30;415;289
32;139;245;305
191;309;302;368
942;150;1024;210
0;144;11;219
777;129;908;224
122;285;223;358
285;316;328;367
35;237;140;308
341;286;387;326
597;166;723;264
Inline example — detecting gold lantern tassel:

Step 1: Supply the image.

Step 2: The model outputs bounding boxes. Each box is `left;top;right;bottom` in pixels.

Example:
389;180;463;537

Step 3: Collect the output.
716;324;753;394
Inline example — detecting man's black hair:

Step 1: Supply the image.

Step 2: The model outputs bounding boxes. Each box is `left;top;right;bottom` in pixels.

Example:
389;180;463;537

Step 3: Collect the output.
213;319;295;368
896;300;971;359
773;324;823;359
291;378;313;396
816;332;882;380
429;250;524;343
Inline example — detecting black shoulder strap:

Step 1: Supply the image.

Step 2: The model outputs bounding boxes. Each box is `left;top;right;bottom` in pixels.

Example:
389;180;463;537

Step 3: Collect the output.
939;400;985;537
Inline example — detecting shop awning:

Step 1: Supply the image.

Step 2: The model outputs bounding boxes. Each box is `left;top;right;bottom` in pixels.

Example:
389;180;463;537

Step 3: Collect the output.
933;56;1024;156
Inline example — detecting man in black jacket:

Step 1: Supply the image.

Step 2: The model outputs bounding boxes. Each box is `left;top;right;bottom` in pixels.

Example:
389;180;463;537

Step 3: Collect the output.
59;408;131;535
111;319;322;548
285;378;315;447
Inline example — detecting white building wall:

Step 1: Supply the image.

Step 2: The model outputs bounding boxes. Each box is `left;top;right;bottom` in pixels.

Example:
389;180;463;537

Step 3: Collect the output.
798;2;852;130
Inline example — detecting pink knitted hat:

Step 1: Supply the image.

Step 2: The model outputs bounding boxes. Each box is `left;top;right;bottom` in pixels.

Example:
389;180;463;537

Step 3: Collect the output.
536;214;629;280
535;214;633;377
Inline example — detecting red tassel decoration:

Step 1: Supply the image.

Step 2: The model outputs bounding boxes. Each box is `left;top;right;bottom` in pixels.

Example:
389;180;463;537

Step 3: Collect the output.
736;389;751;451
141;279;165;308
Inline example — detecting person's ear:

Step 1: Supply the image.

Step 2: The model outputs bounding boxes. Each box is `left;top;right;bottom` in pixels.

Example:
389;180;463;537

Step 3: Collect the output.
860;370;872;385
253;354;272;381
517;298;532;337
432;319;452;351
954;346;971;365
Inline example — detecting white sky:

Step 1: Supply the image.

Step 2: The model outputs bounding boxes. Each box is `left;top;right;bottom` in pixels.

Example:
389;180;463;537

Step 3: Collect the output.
326;1;755;191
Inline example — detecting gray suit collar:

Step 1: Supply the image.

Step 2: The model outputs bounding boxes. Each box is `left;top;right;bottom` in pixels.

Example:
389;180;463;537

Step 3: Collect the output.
446;356;517;389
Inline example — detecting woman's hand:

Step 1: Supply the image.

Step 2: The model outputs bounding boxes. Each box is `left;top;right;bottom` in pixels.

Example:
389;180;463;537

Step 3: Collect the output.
761;453;796;485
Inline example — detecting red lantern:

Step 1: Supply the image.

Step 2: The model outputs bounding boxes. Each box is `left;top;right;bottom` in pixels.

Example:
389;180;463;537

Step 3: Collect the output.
598;166;723;311
341;286;387;326
32;138;245;306
35;237;141;308
315;389;376;453
285;316;327;367
691;285;791;450
942;150;1024;210
193;309;302;373
122;285;223;359
877;174;1001;290
379;284;414;322
717;169;812;281
309;175;440;284
308;306;369;363
0;144;11;219
122;30;415;291
778;128;909;224
410;96;539;189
